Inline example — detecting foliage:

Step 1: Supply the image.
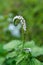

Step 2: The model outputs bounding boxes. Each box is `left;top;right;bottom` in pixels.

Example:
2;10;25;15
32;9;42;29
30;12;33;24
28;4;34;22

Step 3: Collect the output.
0;40;43;65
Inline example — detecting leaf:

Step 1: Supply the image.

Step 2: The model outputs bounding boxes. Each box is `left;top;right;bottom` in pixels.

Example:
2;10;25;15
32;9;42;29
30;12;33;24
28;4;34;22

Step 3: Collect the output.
0;44;7;56
29;58;42;65
6;51;17;59
4;57;16;65
32;46;43;57
24;40;35;48
42;63;43;65
3;40;22;51
0;57;5;65
24;41;43;57
18;59;28;65
16;53;25;65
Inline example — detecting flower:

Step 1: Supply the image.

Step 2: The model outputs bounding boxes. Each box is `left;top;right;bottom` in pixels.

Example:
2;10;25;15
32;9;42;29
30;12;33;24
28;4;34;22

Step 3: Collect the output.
13;15;26;31
24;48;32;53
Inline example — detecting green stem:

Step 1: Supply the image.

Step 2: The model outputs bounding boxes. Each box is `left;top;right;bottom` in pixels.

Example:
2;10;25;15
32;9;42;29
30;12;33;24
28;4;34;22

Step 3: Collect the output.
22;29;25;50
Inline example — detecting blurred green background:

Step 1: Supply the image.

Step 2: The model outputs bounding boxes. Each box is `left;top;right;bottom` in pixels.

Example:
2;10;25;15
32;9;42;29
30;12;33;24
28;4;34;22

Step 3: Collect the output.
0;0;43;46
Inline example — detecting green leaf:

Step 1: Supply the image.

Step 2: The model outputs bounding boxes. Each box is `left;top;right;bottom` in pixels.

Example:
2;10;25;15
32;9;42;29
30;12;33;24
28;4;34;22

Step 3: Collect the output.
3;40;22;51
0;44;7;56
18;59;28;65
24;41;43;57
29;58;42;65
16;53;25;65
24;40;35;48
32;46;43;57
42;63;43;65
0;57;5;65
6;51;17;59
4;57;16;65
